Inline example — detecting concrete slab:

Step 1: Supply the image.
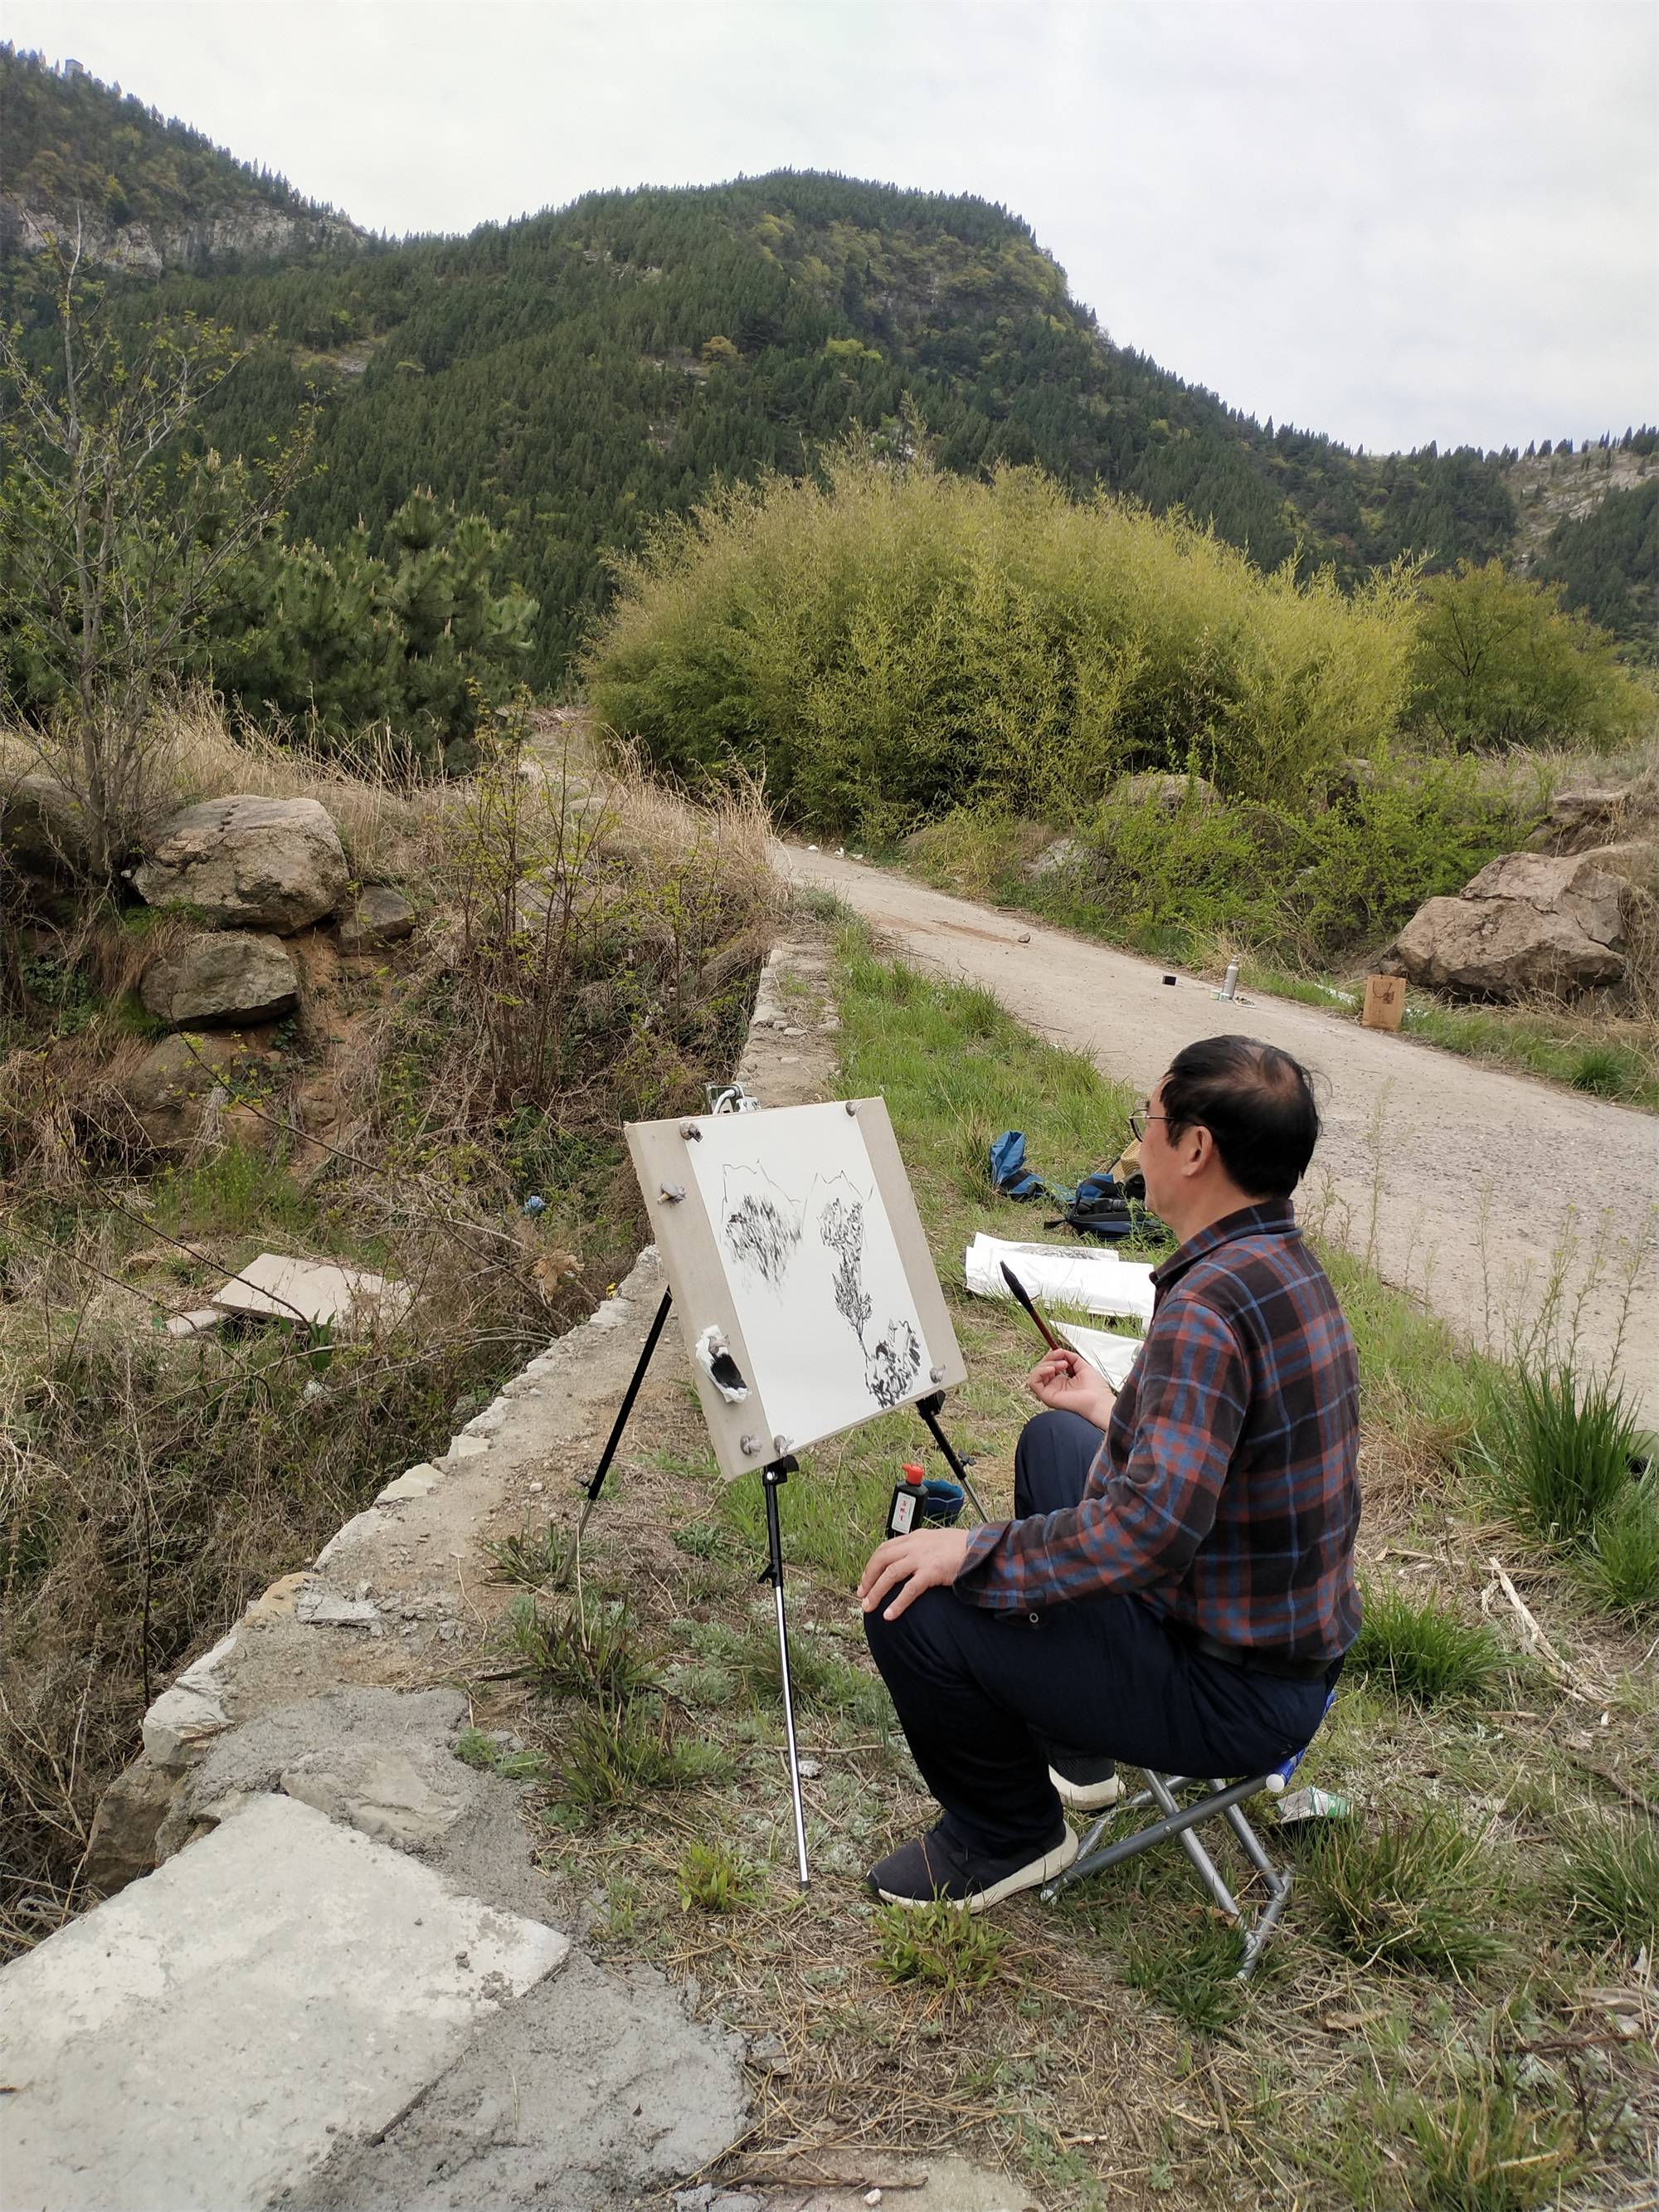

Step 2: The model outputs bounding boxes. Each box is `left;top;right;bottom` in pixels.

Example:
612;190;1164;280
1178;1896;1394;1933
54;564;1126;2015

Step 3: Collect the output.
276;1956;748;2212
0;1794;568;2212
209;1251;411;1330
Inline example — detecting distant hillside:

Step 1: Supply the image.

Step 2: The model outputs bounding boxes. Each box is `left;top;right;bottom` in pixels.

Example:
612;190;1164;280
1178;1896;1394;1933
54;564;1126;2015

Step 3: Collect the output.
2;46;1651;677
0;44;361;270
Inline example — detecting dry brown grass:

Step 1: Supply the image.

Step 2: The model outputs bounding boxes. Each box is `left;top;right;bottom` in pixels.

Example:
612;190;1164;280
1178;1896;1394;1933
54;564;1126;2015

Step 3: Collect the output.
1;710;782;1960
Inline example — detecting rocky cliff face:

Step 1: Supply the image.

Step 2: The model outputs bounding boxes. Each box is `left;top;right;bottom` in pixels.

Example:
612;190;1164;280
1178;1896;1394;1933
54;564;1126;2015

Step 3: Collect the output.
1;196;362;273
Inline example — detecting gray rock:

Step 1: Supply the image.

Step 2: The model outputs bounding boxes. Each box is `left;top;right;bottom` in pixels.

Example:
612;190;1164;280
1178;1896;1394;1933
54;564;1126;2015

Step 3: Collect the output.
1024;835;1083;880
132;794;348;932
0;771;89;877
141;932;299;1027
118;1030;251;1147
1112;770;1220;814
710;2196;762;2212
83;1756;182;1895
1390;850;1632;999
339;884;416;953
280;1747;465;1851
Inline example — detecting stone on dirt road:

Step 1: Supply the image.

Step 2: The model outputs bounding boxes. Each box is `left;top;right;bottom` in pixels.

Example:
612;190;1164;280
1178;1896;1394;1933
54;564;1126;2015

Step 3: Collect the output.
0;1794;569;2212
140;931;299;1027
1389;849;1632;998
132;794;348;932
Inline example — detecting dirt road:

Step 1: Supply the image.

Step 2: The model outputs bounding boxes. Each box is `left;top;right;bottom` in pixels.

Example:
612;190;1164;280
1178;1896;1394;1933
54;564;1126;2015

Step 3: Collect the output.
785;848;1659;1423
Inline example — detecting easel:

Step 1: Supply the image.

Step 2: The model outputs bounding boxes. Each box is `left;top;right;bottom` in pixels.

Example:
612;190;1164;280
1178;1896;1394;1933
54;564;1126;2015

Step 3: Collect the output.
573;1284;983;1887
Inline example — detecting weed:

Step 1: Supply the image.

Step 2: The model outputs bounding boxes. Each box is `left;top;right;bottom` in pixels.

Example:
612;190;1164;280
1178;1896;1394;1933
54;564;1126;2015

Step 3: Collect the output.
1569;1042;1646;1098
499;1591;657;1703
873;1897;1006;2007
1582;1476;1659;1617
1559;1815;1659;1955
1303;1808;1507;1976
1347;1584;1508;1707
677;1838;756;1912
670;1520;725;1560
1119;1914;1248;2032
452;1725;499;1770
729;1608;888;1722
558;1698;682;1811
1410;2068;1601;2210
485;1523;573;1589
1477;1365;1645;1545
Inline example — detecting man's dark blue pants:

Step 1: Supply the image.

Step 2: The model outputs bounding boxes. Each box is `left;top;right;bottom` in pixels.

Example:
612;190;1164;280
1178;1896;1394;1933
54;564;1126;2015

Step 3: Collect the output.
862;1411;1331;1860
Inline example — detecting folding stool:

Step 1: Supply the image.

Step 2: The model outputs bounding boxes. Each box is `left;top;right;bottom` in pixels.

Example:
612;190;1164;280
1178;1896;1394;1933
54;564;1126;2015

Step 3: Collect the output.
1040;1693;1336;1979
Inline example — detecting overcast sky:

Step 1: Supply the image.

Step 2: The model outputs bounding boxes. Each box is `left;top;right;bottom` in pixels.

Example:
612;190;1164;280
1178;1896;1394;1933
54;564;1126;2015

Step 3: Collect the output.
4;0;1654;455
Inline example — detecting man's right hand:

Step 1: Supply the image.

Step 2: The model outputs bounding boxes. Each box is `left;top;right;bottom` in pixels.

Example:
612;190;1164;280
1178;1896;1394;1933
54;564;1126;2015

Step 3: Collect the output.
1025;1348;1117;1430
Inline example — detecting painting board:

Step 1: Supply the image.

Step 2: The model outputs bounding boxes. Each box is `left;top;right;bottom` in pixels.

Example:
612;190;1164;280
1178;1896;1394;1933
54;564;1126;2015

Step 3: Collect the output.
625;1098;966;1480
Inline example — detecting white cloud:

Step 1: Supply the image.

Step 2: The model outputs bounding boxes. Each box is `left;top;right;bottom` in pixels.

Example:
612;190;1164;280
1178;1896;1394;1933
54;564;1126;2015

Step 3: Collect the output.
5;0;1653;453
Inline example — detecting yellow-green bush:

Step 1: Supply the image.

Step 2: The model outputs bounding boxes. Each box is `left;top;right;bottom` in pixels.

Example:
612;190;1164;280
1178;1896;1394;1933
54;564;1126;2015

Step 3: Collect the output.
585;446;1418;837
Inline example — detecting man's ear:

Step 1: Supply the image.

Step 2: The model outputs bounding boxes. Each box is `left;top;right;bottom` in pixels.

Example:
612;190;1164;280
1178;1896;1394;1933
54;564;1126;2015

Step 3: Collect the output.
1184;1123;1216;1177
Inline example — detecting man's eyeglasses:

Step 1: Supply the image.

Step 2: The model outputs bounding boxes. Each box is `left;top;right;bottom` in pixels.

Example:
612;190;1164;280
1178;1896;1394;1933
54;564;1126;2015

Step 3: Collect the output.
1127;1100;1171;1144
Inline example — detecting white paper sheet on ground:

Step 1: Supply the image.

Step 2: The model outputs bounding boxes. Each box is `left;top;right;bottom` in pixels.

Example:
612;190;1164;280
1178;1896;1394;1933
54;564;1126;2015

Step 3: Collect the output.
686;1106;932;1450
1056;1320;1143;1390
964;1233;1157;1323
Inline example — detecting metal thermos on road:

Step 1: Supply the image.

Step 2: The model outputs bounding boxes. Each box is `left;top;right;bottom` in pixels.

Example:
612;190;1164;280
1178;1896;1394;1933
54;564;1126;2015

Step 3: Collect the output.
1221;961;1239;1001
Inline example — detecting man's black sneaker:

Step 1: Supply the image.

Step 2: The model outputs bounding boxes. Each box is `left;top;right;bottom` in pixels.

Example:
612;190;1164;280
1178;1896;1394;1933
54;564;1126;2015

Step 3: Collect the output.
1046;1756;1122;1815
867;1821;1078;1912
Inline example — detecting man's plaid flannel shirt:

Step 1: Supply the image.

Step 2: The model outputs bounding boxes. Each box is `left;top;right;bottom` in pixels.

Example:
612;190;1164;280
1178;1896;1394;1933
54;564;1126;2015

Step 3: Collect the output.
955;1201;1361;1661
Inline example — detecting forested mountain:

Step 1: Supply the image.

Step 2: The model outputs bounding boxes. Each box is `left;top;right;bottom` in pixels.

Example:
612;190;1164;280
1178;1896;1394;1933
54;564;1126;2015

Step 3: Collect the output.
3;44;1652;680
0;44;359;268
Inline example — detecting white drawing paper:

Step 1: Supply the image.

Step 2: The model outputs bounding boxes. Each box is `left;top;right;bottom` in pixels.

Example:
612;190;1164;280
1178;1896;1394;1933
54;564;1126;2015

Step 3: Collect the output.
685;1104;932;1452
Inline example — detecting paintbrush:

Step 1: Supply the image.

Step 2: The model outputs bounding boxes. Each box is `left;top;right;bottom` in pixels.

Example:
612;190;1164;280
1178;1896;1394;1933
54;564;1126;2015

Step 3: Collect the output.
999;1260;1065;1352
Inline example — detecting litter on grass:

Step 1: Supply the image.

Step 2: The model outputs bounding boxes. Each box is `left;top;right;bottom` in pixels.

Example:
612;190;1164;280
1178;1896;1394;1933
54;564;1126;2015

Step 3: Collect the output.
207;1252;411;1331
964;1234;1157;1323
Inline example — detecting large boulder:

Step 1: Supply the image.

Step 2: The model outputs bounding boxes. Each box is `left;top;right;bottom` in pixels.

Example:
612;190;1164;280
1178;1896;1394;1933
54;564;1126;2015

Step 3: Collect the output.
141;933;299;1028
1390;851;1632;998
131;796;348;932
1;772;90;879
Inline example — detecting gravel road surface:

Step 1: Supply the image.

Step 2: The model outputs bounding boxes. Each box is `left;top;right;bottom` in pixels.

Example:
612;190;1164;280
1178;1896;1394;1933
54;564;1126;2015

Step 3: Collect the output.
786;848;1658;1424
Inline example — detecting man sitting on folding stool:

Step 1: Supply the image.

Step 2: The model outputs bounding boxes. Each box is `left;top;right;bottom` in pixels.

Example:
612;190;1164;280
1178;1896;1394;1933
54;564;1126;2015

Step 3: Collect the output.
858;1034;1360;1912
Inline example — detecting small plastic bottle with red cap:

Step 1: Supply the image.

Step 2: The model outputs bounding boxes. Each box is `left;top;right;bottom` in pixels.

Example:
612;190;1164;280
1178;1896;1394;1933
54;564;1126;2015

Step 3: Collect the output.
885;1461;927;1539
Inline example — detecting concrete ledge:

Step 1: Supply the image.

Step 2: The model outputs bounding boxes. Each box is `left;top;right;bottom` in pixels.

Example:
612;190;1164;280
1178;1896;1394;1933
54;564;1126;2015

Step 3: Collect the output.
0;1794;568;2212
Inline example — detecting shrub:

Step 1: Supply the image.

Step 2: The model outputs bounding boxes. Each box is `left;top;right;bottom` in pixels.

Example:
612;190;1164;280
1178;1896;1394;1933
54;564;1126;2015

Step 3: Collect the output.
586;445;1418;840
1407;558;1649;753
1347;1584;1506;1707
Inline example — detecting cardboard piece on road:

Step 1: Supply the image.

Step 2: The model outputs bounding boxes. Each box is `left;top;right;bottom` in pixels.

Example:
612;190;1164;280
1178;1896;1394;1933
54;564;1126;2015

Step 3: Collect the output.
1361;973;1406;1031
208;1251;411;1330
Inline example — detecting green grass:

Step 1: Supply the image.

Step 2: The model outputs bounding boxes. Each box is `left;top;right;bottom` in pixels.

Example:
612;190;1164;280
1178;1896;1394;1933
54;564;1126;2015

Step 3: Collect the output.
1302;1809;1509;1977
676;1837;757;1912
873;1896;1007;2007
1582;1475;1659;1617
1347;1584;1510;1708
498;1590;657;1703
484;1523;573;1589
1477;1365;1646;1544
1559;1815;1659;1955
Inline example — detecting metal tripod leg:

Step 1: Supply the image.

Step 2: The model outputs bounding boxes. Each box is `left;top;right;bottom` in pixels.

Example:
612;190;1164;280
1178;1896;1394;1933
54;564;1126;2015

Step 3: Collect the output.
761;1457;811;1888
914;1391;990;1523
575;1289;674;1547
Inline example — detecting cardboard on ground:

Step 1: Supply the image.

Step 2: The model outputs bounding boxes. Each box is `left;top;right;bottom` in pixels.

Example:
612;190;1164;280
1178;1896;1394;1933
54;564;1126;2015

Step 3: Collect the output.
208;1252;411;1331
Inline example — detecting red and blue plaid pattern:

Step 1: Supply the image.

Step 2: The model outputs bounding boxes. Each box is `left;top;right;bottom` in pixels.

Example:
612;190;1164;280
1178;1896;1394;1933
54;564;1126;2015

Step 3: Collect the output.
957;1203;1362;1661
